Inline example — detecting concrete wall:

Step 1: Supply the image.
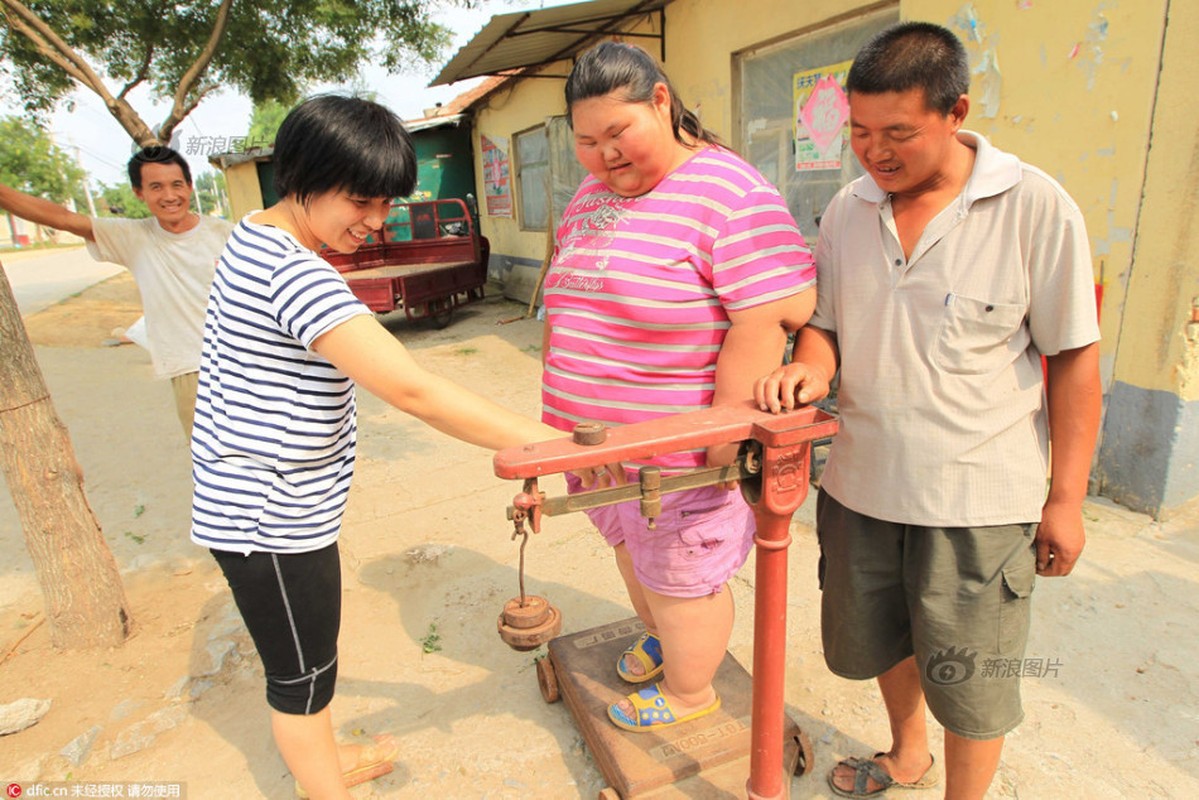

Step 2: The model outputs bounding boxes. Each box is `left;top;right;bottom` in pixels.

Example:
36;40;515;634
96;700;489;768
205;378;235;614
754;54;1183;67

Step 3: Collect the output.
1092;0;1199;516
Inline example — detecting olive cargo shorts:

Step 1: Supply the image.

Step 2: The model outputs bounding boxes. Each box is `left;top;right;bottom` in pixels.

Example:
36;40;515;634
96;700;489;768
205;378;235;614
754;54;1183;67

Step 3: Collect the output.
816;489;1037;740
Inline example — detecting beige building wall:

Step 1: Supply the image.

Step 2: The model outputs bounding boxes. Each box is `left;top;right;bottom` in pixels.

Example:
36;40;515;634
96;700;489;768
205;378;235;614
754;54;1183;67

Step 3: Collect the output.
1109;0;1198;401
471;74;573;290
1088;0;1199;513
220;160;265;220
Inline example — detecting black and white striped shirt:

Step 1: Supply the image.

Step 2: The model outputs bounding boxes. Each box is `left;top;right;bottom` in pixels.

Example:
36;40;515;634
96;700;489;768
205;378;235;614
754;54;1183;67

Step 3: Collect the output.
190;219;371;553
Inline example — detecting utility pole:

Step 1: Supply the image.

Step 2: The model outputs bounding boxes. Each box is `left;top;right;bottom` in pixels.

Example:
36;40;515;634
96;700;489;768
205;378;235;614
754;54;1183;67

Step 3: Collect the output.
73;147;97;217
193;176;205;215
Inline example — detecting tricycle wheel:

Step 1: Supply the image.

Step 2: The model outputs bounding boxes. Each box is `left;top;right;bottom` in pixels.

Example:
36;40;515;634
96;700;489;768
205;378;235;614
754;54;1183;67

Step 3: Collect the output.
793;728;815;776
536;656;560;703
428;301;453;329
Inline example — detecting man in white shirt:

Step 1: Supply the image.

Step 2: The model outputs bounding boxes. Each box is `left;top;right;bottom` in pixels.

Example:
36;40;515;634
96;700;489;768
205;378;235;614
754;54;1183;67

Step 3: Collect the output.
0;147;233;437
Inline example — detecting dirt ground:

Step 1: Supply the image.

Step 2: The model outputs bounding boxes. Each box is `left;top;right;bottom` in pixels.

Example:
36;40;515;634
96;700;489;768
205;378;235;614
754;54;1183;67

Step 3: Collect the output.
1;272;1197;799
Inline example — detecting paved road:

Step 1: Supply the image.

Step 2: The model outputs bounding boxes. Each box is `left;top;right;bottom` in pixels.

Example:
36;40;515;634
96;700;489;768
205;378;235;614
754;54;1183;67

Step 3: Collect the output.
0;245;123;316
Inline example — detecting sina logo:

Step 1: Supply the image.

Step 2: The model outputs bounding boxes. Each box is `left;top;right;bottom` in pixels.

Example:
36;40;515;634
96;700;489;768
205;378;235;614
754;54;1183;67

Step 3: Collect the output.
925;646;977;686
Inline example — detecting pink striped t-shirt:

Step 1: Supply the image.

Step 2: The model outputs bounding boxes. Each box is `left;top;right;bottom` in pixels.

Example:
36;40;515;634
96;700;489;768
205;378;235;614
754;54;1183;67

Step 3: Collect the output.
542;146;816;470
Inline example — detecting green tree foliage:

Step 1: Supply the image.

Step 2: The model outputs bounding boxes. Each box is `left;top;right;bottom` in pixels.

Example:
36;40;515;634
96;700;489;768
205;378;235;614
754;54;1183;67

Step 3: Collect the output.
245;98;293;150
0;115;85;203
193;169;228;217
0;0;469;146
95;182;149;218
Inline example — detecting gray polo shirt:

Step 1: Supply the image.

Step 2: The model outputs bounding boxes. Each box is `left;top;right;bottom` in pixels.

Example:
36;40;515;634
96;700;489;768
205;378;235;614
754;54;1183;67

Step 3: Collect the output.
812;131;1100;527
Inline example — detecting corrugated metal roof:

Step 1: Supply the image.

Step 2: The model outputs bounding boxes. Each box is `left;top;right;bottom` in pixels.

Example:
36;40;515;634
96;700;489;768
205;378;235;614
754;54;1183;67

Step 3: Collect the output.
403;113;466;133
430;0;673;87
208;149;273;170
207;115;464;166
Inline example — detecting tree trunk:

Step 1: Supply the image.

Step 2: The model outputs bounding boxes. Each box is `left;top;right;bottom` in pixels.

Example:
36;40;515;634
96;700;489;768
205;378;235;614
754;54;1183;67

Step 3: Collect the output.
107;98;160;147
0;261;132;649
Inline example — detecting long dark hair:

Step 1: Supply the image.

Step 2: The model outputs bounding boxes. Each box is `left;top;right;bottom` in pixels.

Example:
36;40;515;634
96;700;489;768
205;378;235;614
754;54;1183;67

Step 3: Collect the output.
565;41;721;148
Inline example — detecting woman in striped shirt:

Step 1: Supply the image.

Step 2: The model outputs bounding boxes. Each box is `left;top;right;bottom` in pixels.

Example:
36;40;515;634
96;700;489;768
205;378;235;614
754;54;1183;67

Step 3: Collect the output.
190;95;564;799
544;42;818;732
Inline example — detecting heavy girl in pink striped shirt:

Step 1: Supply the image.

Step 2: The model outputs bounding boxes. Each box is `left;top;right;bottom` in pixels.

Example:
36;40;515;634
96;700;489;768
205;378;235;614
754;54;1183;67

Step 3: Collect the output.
543;41;817;732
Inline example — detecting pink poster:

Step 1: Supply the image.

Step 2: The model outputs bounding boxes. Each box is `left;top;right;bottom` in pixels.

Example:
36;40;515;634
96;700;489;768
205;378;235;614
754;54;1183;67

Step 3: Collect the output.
481;135;512;217
793;60;852;172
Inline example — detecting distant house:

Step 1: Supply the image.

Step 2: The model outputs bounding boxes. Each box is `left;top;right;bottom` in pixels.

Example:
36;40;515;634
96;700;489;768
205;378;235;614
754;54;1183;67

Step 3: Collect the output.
209;81;506;221
3;212;85;248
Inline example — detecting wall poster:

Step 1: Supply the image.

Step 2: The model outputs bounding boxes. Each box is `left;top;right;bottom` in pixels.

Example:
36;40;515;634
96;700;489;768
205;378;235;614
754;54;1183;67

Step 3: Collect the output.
481;135;513;217
793;60;853;172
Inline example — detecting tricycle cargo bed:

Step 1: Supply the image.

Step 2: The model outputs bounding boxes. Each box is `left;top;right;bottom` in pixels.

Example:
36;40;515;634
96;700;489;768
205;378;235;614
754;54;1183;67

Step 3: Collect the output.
343;260;486;323
320;198;490;328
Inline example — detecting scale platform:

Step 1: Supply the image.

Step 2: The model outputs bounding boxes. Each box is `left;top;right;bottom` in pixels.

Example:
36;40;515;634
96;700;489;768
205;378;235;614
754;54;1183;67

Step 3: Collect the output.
534;617;812;799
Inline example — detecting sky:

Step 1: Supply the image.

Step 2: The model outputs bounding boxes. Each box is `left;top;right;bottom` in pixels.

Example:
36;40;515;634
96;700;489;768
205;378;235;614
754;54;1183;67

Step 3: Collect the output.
0;0;572;187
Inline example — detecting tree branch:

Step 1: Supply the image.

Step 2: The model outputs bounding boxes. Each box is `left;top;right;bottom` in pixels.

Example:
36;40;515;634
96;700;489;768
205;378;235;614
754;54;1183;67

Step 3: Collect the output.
0;0;109;97
158;82;220;142
160;0;234;138
118;46;155;101
0;0;157;144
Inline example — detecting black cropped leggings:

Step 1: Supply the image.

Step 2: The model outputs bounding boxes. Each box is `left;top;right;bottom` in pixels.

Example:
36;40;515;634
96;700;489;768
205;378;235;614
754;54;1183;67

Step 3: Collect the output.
211;542;341;715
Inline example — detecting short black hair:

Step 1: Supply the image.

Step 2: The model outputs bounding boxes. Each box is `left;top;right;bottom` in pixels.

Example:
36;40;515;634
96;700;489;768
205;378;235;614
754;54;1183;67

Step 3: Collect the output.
847;21;970;114
272;94;417;206
128;146;192;189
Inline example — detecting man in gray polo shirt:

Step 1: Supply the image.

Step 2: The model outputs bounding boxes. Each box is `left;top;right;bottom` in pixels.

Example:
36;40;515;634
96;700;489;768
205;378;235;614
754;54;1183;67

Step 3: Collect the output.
754;21;1101;800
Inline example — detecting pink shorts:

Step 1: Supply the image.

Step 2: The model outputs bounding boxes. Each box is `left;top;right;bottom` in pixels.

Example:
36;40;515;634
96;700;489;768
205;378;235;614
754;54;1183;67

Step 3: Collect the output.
567;473;756;598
